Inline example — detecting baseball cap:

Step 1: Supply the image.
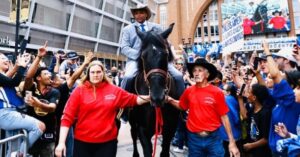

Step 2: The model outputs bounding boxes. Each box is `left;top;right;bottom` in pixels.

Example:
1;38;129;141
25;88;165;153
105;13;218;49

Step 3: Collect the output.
66;51;79;60
272;47;297;63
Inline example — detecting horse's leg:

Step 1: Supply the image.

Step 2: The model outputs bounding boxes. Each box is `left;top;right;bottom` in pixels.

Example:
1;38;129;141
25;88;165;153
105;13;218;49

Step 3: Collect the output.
130;124;140;157
138;127;153;157
160;106;179;157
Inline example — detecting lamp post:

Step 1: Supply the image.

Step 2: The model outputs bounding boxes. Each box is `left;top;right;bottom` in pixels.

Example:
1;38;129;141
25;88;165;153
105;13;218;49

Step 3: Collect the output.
14;0;21;63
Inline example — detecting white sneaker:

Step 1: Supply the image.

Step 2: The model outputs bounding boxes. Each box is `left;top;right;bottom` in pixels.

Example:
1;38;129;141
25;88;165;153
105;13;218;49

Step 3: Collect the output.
173;147;184;153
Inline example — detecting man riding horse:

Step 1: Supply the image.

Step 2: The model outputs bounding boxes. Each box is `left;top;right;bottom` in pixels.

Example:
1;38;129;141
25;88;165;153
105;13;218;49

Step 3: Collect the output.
120;4;185;157
120;4;185;98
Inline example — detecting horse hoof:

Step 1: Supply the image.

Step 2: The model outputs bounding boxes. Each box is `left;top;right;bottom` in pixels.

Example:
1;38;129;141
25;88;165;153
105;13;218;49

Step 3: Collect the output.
133;153;139;157
160;152;170;157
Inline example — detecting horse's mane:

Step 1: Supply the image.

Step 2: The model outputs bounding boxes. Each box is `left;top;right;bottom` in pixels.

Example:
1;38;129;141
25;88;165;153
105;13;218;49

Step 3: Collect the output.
137;31;174;73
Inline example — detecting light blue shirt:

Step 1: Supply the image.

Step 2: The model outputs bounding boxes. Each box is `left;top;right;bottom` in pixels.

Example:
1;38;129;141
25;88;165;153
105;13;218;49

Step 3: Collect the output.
120;21;162;76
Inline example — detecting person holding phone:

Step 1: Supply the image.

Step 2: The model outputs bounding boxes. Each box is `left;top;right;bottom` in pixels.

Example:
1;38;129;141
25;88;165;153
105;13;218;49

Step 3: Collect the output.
167;58;240;157
0;53;45;156
262;40;300;156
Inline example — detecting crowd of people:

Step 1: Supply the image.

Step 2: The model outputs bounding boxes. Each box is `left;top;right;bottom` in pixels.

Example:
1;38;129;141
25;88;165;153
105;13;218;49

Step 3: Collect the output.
169;39;300;157
1;3;300;157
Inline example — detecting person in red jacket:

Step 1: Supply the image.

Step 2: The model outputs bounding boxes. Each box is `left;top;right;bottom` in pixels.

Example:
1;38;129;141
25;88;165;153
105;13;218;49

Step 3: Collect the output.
55;60;150;157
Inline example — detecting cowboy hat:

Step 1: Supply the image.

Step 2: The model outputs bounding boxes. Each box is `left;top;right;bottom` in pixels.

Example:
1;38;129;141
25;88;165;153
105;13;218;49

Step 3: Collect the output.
187;58;218;81
272;10;282;15
130;4;151;20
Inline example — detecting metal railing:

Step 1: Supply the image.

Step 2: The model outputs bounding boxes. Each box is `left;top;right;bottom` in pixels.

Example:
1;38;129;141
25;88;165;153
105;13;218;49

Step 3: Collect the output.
0;129;28;157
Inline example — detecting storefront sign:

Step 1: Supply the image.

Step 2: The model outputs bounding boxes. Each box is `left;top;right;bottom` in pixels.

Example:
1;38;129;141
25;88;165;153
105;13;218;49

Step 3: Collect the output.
0;36;10;46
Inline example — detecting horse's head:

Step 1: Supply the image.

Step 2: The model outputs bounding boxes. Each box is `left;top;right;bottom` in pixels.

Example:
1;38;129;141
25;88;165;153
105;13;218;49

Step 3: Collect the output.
136;23;175;107
253;5;268;22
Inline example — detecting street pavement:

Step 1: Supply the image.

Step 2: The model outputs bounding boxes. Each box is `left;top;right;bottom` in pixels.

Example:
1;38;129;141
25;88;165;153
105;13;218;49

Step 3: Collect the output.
117;123;188;157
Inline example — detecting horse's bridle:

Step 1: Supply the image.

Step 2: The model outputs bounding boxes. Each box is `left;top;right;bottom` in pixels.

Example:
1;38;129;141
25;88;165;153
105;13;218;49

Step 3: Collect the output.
142;40;170;88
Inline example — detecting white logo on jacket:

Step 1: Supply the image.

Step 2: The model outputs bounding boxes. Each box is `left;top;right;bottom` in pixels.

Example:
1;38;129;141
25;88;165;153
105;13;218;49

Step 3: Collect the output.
105;94;116;100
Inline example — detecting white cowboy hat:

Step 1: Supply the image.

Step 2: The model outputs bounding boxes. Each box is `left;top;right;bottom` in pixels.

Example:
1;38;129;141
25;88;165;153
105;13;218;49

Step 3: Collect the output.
130;4;151;20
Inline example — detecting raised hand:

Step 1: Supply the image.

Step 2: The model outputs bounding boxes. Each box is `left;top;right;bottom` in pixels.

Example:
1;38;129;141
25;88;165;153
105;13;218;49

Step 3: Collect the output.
16;54;30;68
83;51;94;65
38;41;48;57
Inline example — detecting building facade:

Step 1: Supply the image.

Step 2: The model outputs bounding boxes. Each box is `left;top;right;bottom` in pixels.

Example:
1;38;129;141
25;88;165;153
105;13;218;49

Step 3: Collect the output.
0;0;158;69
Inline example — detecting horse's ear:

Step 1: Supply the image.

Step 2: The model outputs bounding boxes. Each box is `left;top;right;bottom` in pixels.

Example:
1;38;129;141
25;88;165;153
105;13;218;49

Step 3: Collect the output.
135;26;147;41
161;23;175;39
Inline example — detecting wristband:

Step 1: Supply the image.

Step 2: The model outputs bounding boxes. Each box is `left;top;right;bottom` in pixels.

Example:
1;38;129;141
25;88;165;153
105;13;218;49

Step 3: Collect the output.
266;54;272;58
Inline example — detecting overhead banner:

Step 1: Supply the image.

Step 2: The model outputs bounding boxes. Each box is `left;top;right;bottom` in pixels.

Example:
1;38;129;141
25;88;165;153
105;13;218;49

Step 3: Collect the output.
241;37;297;51
221;15;244;55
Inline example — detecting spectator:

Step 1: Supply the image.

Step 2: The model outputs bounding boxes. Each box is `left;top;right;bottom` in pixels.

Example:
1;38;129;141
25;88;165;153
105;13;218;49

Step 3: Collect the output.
243;84;272;157
23;43;61;157
59;51;79;79
0;53;45;155
110;66;121;87
219;83;243;157
55;60;150;157
49;50;65;73
263;41;300;156
272;47;297;72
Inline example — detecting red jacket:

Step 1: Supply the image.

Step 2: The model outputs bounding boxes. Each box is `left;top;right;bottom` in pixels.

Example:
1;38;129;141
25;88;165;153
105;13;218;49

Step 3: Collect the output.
61;81;137;143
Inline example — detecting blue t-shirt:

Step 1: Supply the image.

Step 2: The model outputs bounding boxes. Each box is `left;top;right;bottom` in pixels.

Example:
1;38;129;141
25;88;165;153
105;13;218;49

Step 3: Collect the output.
269;79;300;152
219;95;241;141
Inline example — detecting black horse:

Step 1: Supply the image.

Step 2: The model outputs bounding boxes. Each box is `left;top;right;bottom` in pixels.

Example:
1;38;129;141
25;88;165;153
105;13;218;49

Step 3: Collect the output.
127;23;180;157
252;4;269;34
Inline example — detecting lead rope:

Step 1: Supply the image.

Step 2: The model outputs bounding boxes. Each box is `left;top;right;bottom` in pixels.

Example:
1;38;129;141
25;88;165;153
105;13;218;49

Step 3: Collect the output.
152;106;163;157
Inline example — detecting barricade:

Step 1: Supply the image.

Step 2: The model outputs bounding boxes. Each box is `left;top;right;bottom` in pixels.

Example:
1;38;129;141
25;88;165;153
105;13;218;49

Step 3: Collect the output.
0;129;28;157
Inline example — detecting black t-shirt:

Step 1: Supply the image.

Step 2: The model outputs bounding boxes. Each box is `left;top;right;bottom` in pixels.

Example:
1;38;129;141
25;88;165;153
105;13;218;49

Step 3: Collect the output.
247;106;272;157
55;82;70;124
26;84;60;142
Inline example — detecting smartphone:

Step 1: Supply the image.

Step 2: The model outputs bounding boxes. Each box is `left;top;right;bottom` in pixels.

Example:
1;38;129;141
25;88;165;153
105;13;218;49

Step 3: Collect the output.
253;57;259;70
6;54;14;61
239;84;246;96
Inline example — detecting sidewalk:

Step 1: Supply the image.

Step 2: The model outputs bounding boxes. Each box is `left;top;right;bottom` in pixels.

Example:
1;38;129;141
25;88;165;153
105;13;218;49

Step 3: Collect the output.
117;123;188;157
